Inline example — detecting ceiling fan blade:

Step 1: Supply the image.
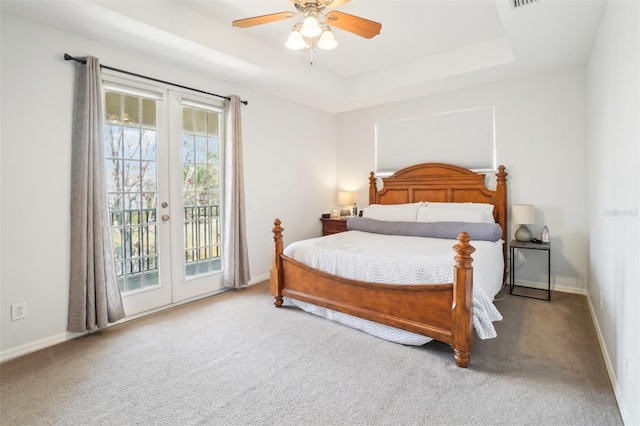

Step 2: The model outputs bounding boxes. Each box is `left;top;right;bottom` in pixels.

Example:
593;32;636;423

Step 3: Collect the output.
322;0;352;8
290;0;351;8
232;12;295;28
325;11;381;39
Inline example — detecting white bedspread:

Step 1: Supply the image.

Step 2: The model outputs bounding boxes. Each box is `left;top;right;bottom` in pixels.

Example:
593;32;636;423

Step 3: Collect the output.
282;230;504;345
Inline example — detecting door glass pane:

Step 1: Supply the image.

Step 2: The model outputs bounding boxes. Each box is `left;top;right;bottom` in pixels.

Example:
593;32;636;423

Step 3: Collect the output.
182;105;221;278
105;90;160;293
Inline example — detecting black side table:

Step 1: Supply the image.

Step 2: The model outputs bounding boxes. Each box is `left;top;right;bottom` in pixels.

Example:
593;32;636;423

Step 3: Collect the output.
509;240;551;301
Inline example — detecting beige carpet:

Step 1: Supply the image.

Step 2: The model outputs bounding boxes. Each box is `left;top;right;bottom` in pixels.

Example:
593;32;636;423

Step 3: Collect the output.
0;281;622;425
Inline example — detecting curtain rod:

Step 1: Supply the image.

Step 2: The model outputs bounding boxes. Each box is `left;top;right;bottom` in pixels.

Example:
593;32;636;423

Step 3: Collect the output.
64;53;248;105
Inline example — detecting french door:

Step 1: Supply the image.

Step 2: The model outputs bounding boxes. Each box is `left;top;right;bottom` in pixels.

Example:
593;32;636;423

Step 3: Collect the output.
170;96;225;302
103;78;225;317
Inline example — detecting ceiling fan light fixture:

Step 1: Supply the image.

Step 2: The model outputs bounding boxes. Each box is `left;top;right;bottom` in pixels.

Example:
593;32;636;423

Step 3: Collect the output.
232;1;382;61
317;27;337;50
286;29;307;50
300;15;322;37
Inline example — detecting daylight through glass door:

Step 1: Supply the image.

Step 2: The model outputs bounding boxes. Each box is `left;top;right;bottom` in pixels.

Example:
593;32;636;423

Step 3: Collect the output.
102;82;225;314
181;104;222;279
104;90;161;294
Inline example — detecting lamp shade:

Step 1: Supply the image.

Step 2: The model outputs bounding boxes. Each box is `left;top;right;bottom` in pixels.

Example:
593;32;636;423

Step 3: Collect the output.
285;30;306;50
338;191;353;206
317;28;337;50
512;204;535;225
300;15;322;37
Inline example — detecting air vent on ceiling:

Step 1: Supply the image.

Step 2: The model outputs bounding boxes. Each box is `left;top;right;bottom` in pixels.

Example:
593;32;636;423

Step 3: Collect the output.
513;0;538;8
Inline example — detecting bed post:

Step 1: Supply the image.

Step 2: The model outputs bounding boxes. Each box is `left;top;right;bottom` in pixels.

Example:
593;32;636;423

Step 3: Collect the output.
368;171;377;204
452;232;475;368
270;218;284;307
495;165;508;279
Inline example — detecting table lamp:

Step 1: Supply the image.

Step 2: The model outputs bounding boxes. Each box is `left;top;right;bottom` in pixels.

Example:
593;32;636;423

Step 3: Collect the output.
338;191;353;217
512;204;535;242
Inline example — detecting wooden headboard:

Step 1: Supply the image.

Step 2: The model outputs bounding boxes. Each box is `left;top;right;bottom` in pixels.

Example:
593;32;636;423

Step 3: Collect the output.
368;162;509;250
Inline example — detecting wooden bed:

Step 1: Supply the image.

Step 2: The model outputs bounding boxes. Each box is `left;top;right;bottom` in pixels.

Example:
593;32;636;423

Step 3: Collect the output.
270;163;508;367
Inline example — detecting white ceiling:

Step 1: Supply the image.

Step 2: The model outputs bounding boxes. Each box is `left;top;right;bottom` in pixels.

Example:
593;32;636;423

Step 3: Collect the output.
2;0;607;113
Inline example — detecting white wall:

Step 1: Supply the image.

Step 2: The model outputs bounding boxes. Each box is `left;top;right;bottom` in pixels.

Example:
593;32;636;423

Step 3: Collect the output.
0;13;336;357
336;67;588;293
586;1;640;425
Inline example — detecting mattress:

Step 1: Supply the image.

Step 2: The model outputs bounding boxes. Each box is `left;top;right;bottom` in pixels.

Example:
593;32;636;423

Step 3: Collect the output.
282;230;504;345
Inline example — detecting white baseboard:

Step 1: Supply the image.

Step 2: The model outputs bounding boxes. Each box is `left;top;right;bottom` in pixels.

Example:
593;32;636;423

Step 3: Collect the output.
512;279;587;295
248;273;269;285
511;281;628;423
2;273;272;364
1;331;86;363
585;292;631;425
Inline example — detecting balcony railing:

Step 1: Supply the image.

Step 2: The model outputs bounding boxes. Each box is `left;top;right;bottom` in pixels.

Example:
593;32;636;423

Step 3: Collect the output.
110;206;220;285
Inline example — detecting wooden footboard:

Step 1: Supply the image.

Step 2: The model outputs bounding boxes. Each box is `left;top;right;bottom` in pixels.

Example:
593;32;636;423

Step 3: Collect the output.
270;218;475;368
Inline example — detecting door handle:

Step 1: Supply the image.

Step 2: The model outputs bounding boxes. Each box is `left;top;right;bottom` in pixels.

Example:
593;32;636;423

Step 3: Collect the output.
162;214;170;222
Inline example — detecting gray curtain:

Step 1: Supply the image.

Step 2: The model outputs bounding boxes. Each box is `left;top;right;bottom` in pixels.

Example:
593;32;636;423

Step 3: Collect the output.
222;95;251;289
68;56;125;332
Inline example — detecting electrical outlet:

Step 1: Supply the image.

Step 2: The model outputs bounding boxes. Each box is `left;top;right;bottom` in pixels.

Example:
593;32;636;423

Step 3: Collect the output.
11;302;27;321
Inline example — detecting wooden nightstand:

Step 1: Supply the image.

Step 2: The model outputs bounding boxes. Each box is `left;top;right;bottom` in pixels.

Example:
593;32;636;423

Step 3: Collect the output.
320;218;348;236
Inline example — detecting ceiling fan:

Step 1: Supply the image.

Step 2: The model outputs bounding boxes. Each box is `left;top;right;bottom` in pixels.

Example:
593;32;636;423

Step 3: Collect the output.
232;0;382;52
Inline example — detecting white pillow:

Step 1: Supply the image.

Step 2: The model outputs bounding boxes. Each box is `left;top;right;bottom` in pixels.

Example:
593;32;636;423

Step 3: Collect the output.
425;202;495;214
416;206;495;223
362;202;423;222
